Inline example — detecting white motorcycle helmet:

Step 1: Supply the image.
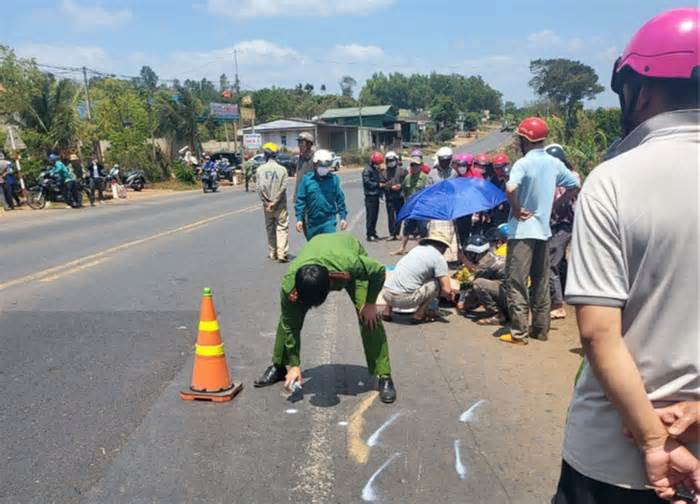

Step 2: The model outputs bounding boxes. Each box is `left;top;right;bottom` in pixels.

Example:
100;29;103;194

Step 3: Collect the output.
385;151;399;168
313;149;334;176
436;146;453;161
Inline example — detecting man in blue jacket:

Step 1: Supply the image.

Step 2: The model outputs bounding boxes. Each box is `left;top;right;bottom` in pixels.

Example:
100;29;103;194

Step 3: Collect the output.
295;149;348;240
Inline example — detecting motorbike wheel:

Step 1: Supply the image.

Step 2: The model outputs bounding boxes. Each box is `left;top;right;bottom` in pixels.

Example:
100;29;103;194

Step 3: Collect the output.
132;178;144;191
27;190;46;210
202;184;208;194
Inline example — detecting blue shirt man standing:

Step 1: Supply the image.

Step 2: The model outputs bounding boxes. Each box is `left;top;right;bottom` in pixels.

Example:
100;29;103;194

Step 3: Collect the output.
501;117;580;344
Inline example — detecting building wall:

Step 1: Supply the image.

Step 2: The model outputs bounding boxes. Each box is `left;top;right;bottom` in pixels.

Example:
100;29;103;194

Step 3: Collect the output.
249;128;314;152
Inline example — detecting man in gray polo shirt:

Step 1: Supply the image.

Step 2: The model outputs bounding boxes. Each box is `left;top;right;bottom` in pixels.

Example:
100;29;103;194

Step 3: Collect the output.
553;8;699;503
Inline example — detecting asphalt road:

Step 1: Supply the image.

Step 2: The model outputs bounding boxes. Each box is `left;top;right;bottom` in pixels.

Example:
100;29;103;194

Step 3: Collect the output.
0;131;580;504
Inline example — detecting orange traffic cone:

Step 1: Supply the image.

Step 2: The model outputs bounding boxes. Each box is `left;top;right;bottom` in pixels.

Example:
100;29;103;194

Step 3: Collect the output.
180;288;243;402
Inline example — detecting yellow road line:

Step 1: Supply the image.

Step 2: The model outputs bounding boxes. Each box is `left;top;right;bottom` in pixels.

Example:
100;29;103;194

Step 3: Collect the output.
39;258;107;283
0;203;259;291
347;391;378;465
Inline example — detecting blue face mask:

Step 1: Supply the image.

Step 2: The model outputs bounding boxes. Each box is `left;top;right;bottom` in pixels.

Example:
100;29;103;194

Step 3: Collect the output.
316;167;331;177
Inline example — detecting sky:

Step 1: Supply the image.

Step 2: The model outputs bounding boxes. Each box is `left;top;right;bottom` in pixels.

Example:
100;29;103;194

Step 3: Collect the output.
3;0;692;107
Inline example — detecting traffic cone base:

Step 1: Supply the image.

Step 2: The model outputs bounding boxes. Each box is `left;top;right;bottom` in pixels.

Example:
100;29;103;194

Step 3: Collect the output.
180;381;243;402
181;287;243;403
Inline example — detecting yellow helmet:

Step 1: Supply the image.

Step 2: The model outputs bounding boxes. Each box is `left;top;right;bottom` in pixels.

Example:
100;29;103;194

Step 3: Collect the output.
262;142;278;155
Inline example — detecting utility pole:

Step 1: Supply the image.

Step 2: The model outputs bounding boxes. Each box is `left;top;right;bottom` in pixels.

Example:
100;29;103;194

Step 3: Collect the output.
233;49;240;96
82;66;102;161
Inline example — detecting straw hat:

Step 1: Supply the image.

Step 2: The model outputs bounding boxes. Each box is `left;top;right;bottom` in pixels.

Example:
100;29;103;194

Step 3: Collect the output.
419;229;452;248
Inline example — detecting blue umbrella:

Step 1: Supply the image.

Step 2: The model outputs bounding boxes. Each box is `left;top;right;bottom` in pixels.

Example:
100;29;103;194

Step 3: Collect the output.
398;177;506;221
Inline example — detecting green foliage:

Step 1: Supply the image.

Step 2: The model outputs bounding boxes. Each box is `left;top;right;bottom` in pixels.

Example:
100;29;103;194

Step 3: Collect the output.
17;157;46;186
437;127;455;143
341;149;367;166
359;72;502;117
339;76;357;97
529;58;604;136
172;159;196;184
462;112;481;131
430;96;459;128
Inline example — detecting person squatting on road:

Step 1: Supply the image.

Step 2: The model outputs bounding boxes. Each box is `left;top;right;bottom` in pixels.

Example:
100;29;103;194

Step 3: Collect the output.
253;232;397;404
552;8;700;504
294;149;348;241
255;142;289;263
457;233;507;326
382;151;406;241
500;117;580;345
543;143;581;321
363;151;385;242
392;154;429;256
382;229;455;325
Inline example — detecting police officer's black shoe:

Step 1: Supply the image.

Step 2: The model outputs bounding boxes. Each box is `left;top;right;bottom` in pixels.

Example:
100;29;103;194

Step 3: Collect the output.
253;365;287;387
378;376;396;404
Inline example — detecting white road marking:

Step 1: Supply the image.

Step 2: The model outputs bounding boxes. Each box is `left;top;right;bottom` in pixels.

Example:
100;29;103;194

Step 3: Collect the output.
454;439;467;480
361;452;401;502
285;409;299;414
366;412;401;447
459;399;485;423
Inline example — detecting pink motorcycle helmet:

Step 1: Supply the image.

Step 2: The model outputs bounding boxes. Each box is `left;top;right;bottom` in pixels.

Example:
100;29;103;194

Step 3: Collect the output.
613;7;699;83
612;8;699;133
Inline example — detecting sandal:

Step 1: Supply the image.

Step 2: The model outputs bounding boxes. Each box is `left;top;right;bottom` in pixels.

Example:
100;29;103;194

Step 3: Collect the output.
476;316;506;326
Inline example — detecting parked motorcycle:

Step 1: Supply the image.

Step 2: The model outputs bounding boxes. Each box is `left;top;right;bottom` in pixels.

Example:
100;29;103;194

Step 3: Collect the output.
109;164;146;191
201;167;219;193
27;170;89;209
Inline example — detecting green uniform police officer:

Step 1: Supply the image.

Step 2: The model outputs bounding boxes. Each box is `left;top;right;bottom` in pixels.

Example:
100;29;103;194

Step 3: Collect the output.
254;232;396;403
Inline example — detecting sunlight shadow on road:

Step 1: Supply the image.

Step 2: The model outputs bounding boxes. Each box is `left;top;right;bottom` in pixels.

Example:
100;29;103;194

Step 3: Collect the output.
301;364;373;408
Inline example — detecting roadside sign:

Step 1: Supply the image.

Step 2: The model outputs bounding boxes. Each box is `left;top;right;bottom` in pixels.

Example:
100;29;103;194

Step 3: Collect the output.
243;133;262;150
4;126;26;151
210;102;240;120
240;107;256;121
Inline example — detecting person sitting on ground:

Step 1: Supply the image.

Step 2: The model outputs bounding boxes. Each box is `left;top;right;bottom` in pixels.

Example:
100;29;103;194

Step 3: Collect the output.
254;232;396;403
457;233;508;325
382;230;455;324
392;155;429;256
295;149;348;240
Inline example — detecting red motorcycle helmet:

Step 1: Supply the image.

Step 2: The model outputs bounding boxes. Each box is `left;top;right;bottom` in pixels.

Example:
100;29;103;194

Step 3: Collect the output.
516;117;548;142
370;151;384;165
492;153;510;167
475;153;491;166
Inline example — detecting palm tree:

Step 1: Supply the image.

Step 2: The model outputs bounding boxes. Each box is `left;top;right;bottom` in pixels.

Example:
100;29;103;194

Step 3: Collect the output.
19;74;81;154
155;86;203;160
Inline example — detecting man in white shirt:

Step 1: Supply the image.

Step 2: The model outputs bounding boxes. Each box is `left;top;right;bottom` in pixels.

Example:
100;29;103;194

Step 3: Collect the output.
382;230;454;324
553;8;700;504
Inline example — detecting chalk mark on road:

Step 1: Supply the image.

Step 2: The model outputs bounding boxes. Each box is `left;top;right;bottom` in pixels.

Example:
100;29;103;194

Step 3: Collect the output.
347;391;379;464
361;452;401;502
459;399;486;423
454;439;467;480
366;411;401;447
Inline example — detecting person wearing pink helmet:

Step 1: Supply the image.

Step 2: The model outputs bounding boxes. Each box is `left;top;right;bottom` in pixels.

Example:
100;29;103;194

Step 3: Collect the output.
553;8;700;504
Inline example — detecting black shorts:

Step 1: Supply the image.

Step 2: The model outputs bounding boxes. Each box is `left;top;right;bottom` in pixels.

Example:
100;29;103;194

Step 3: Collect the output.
402;219;427;237
553;460;665;504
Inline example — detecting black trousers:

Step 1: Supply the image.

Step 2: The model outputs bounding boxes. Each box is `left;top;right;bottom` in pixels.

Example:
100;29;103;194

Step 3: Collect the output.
89;177;104;202
553;460;665;504
385;197;403;237
1;183;14;209
365;196;380;238
454;214;473;249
